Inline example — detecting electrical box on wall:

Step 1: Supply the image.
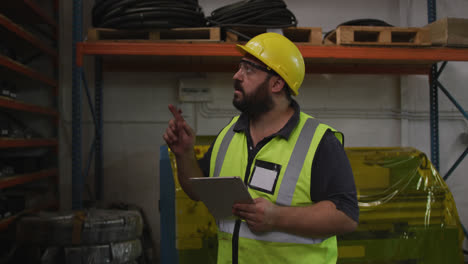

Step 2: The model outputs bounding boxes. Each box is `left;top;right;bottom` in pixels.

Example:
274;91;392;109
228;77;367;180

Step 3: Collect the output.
178;78;212;102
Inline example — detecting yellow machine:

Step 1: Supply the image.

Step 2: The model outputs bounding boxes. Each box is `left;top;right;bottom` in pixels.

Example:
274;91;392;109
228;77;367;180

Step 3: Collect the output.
166;146;464;263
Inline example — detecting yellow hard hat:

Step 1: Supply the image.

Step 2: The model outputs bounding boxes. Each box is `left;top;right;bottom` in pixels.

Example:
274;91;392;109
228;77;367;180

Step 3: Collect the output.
236;32;305;96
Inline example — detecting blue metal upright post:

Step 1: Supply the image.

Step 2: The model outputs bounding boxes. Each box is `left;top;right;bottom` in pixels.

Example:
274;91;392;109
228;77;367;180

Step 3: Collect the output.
427;0;439;170
429;67;439;170
72;0;83;209
95;57;103;200
427;0;468;244
160;146;179;264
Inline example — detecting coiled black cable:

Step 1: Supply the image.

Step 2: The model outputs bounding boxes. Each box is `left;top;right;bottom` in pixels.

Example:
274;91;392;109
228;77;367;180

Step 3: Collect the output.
92;0;206;29
206;0;297;28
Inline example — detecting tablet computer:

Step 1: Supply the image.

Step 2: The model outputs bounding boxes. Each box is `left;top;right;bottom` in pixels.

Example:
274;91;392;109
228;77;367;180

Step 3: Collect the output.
189;177;254;219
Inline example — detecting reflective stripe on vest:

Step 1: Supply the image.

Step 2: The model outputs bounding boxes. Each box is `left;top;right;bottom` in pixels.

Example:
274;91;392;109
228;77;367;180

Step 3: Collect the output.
276;118;319;206
216;117;325;244
219;219;325;244
213;124;236;178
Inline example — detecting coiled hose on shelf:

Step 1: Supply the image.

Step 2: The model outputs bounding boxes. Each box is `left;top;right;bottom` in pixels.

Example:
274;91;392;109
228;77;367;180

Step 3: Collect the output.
92;0;206;29
206;0;297;41
207;0;297;28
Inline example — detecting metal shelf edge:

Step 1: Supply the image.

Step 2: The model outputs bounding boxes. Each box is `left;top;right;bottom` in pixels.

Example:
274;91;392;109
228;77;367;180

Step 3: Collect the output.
0;14;58;59
0;168;58;189
0;138;58;148
0;97;58;116
0;54;57;87
76;42;468;68
23;0;58;28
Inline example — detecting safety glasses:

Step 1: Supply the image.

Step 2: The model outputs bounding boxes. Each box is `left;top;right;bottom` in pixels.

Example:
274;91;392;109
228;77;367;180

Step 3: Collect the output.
237;59;278;76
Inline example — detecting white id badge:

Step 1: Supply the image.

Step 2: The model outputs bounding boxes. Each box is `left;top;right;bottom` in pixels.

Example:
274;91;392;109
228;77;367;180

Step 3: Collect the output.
249;160;282;194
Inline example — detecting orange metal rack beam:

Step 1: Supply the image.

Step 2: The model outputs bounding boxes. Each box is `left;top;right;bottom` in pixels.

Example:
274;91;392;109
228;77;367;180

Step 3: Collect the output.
76;42;468;66
0;97;58;116
0;55;58;87
0;168;58;189
76;42;468;75
0;14;57;58
0;139;58;148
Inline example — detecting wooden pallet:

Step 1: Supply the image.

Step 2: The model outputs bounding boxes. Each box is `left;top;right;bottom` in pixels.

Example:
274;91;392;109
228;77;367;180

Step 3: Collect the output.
426;17;468;47
225;27;322;45
87;27;221;42
324;26;431;46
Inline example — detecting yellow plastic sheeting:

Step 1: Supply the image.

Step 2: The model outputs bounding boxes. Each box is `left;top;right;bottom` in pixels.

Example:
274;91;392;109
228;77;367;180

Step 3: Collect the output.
341;147;464;263
169;146;464;263
347;147;459;226
168;146;217;251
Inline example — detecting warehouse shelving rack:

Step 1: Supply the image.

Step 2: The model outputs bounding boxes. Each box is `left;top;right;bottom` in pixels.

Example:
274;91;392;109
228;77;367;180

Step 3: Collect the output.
72;42;468;204
72;0;468;247
0;0;59;231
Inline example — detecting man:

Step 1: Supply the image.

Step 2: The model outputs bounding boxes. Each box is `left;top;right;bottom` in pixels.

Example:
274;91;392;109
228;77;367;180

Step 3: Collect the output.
163;32;358;264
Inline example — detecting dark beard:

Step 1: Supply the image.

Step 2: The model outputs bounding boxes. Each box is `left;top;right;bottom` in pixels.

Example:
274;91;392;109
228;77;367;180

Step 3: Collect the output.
232;77;274;120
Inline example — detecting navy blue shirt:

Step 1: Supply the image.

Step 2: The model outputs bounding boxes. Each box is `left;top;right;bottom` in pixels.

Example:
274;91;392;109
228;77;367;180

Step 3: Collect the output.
198;100;359;223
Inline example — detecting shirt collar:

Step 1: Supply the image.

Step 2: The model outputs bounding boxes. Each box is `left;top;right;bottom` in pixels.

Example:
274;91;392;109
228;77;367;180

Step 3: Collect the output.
233;99;300;140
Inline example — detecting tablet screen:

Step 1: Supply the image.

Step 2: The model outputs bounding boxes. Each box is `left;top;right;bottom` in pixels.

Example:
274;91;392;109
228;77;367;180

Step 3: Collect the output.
189;177;253;219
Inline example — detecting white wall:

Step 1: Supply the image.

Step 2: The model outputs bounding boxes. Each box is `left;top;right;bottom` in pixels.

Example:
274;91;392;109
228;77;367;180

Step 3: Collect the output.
59;0;468;262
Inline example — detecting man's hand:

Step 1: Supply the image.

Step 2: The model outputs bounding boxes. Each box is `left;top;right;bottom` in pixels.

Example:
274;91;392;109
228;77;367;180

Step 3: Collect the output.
236;199;358;238
162;104;203;201
163;104;195;157
232;197;277;233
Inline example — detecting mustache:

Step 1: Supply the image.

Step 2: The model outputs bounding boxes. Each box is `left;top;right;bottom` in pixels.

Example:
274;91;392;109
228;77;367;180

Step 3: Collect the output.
234;80;243;92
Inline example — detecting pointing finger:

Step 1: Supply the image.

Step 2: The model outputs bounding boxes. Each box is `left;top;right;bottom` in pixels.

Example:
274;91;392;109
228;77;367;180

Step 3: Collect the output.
168;104;184;122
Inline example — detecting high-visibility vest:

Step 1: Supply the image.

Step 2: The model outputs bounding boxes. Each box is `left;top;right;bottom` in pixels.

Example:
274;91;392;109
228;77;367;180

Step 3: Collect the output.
209;112;342;264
